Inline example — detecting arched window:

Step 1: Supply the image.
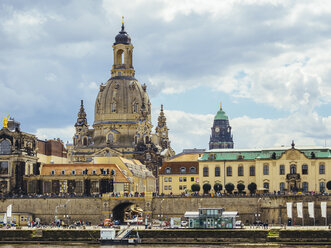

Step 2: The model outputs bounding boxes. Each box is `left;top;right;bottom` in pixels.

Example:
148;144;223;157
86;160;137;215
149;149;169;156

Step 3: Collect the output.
263;182;269;192
215;167;220;177
203;167;209;177
165;167;171;174
190;167;196;173
133;102;138;113
0;140;11;155
302;182;308;192
290;164;296;174
279;165;285;175
226;166;232;177
83;137;88;146
238;166;244;176
108;133;114;143
112;102;116;113
302;164;308;175
249;166;255;176
320;182;325;193
263;164;269;175
180;167;186;174
280;182;285;192
319;163;325;174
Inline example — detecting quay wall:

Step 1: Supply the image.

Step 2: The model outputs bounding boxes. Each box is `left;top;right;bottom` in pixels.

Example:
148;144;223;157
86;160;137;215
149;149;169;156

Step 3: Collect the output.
152;195;331;225
0;195;330;225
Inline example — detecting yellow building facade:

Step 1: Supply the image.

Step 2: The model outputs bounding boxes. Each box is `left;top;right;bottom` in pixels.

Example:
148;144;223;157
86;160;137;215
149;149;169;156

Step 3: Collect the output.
199;145;331;194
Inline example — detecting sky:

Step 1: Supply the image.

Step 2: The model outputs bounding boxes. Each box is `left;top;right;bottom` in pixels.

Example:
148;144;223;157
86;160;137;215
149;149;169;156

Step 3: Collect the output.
1;0;331;153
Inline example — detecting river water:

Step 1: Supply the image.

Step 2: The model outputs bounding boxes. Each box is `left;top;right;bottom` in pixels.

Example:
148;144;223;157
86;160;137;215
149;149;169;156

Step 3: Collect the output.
0;245;330;248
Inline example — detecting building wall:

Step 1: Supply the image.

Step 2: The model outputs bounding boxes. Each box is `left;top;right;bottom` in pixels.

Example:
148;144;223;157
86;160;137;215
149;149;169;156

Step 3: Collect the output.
159;174;199;195
0;195;330;226
199;149;331;194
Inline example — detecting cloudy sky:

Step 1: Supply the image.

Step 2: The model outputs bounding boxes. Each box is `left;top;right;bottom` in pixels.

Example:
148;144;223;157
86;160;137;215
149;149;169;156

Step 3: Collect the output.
1;0;331;153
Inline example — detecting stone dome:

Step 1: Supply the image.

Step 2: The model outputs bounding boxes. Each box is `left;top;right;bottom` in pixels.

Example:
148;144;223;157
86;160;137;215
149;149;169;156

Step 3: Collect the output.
94;78;150;124
114;24;131;45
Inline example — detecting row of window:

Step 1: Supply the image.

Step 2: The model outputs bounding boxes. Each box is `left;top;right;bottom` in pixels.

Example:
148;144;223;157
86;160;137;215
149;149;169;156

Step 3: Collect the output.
51;169;115;176
202;163;326;177
164;177;195;182
111;102;139;113
165;167;196;174
164;185;188;191
163;182;326;193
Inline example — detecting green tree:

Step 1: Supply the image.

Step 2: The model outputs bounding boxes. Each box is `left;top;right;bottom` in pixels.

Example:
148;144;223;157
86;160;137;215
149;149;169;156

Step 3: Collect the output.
225;183;235;194
203;183;212;194
327;181;331;190
248;182;257;194
237;183;245;193
214;183;223;192
191;183;200;192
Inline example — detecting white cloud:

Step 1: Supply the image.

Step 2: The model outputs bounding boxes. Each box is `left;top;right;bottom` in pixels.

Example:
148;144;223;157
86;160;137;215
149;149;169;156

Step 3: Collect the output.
35;126;75;144
163;109;331;152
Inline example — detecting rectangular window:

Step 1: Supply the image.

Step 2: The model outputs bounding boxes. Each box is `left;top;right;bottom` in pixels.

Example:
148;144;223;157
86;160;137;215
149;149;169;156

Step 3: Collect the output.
164;186;167;190
320;182;325;193
61;170;65;175
250;166;255;176
191;177;194;182
169;185;172;190
203;167;209;177
280;182;285;192
226;167;232;177
215;167;220;177
179;177;182;182
92;170;96;175
263;165;269;175
183;177;187;182
184;185;187;190
238;166;244;176
280;165;285;175
72;170;76;175
51;170;55;175
319;164;325;174
169;177;172;182
164;177;168;182
82;170;87;175
179;185;183;190
0;161;9;175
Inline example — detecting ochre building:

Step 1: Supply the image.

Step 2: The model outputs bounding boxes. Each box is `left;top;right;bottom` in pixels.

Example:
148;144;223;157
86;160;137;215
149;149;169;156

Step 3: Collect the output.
199;143;331;194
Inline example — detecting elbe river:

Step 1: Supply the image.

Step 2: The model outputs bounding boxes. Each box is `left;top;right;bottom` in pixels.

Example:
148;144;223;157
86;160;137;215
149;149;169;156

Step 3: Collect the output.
0;245;330;248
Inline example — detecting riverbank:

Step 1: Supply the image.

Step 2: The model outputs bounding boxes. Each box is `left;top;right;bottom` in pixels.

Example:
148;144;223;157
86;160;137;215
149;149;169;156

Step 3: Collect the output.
0;228;330;245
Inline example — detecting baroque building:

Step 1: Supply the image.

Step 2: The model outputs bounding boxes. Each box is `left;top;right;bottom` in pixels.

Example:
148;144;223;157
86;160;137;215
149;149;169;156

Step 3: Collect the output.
209;103;234;149
0;117;38;195
68;21;175;177
199;142;330;195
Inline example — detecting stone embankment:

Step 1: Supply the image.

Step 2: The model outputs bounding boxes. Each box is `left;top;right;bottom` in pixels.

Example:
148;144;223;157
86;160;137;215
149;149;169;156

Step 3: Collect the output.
0;228;330;244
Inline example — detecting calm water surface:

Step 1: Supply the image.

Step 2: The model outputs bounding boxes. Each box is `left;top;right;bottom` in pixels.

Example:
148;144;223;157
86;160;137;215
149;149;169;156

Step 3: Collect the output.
0;245;330;248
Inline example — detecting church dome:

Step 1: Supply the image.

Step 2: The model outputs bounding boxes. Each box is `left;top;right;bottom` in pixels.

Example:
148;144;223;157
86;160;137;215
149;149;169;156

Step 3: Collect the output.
214;108;228;120
114;24;131;45
94;79;150;124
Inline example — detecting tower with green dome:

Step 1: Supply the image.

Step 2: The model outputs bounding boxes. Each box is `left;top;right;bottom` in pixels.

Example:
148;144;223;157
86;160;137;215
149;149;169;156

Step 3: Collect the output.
209;102;234;149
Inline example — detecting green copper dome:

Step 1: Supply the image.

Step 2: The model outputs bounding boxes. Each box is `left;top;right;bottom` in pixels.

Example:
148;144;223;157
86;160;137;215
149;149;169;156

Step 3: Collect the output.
214;103;228;120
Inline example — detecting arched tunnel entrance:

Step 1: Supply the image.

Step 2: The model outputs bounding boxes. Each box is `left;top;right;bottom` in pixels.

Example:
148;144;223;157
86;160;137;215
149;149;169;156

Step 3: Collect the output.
112;202;143;224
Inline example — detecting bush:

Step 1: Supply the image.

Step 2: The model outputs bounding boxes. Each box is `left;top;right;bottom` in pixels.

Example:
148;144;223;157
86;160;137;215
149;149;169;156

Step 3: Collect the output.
203;183;212;194
237;183;245;193
191;183;200;192
327;181;331;190
248;182;257;194
225;183;235;194
214;183;223;192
